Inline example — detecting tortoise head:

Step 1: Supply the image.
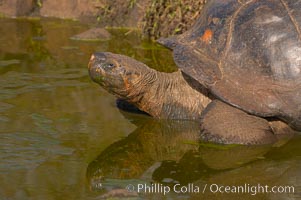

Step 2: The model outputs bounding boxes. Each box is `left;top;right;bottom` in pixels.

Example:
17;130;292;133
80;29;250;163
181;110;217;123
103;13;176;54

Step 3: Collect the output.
88;52;152;99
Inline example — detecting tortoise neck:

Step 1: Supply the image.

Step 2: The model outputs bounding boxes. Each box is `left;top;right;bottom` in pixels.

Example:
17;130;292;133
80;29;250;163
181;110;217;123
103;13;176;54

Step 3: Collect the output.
128;69;211;119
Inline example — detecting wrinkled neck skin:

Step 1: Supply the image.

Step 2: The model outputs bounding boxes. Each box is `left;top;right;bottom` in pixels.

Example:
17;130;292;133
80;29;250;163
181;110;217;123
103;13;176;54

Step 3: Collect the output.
124;68;211;120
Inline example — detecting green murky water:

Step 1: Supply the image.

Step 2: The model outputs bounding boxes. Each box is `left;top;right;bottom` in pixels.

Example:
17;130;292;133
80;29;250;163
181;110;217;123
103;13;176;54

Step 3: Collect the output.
0;18;300;200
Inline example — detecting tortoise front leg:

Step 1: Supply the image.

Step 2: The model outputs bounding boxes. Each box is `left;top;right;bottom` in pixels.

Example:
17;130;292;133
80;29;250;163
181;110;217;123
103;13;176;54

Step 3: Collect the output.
199;100;288;145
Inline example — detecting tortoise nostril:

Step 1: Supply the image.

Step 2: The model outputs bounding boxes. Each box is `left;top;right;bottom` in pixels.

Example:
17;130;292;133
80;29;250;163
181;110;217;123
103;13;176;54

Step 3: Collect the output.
92;52;107;62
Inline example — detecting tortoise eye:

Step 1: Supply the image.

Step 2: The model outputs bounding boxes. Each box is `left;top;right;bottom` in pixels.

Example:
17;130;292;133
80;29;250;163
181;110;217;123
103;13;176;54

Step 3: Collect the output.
104;63;115;69
108;63;115;68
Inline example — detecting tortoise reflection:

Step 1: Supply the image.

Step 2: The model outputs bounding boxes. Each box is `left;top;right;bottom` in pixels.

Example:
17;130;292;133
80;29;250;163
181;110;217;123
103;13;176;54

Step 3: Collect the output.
86;109;287;198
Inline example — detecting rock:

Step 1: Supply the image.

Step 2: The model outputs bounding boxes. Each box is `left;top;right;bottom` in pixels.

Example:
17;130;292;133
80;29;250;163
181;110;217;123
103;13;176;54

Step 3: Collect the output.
0;0;34;17
70;28;111;41
39;0;98;20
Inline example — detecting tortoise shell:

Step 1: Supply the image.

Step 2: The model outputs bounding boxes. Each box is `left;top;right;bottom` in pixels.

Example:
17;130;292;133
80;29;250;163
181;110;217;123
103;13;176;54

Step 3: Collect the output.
159;0;301;130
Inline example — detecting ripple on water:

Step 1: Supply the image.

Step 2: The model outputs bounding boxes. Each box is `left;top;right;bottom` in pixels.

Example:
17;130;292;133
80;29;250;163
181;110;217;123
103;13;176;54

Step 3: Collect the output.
0;68;88;101
0;102;14;112
0;131;74;172
0;115;10;122
30;113;59;137
0;59;21;67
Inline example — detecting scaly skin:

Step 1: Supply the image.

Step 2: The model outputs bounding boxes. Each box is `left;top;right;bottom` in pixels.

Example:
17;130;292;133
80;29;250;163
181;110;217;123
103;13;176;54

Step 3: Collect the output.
88;52;211;120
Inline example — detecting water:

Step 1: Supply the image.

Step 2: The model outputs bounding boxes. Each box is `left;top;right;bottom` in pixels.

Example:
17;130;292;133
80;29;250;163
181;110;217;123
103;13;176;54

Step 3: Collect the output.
0;18;300;200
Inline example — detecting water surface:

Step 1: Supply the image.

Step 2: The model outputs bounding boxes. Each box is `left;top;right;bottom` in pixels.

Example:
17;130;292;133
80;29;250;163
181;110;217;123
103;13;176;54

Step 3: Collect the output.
0;18;300;200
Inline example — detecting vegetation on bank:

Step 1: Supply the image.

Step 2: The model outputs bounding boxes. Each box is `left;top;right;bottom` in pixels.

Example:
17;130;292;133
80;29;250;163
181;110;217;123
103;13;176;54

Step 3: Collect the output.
142;0;206;39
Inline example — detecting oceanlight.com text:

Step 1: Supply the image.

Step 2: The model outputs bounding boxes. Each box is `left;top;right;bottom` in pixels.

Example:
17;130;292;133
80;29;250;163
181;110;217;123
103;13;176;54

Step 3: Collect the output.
125;183;295;196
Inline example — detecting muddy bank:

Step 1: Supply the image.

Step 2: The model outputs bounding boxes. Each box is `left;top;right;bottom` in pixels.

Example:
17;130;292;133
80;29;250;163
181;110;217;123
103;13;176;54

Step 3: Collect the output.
0;0;34;16
0;0;206;39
